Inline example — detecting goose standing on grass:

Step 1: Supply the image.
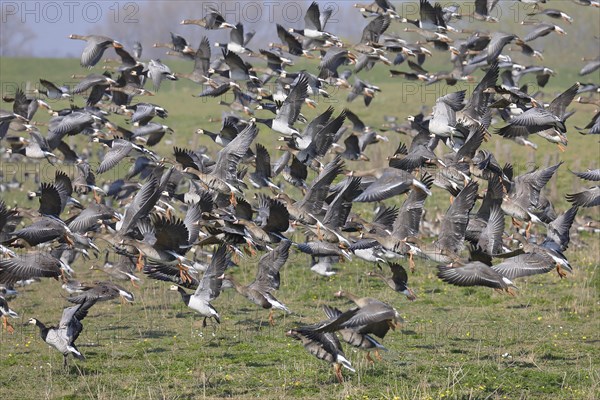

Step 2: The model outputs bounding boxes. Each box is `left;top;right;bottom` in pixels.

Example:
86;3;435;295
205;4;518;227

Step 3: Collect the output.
28;299;97;368
224;241;292;326
69;34;123;68
170;245;229;327
0;295;18;333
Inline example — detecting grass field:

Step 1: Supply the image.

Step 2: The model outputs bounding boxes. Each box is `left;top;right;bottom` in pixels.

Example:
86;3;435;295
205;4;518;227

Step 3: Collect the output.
0;38;599;400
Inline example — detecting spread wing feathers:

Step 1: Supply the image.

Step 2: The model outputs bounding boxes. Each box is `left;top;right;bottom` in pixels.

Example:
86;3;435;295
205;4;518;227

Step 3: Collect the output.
278;74;309;126
298;156;344;214
436;181;479;253
548;82;579;119
144;263;199;289
263;199;290;233
566;187;600;208
457;125;486;161
354;169;415;203
546;206;578;250
464;62;498;118
393;172;434;238
252;240;291;291
212;123;259;181
361;14;391;44
0;252;62;284
66;283;131;304
571;169;600;182
373;205;399;231
194;245;229;301
437;262;514;289
183;202;205;245
118;175;160;233
342;304;397;338
509;108;559;127
38;183;64;216
0;201;17;232
254;143;272;178
97;139;133;174
389;263;409;287
194;36;211;74
152;215;190;252
490;253;554;279
299;109;347;163
322;176;362;228
514;162;562;207
71;299;97;323
276;24;303;56
477;205;505;255
438;90;466;112
305;1;323;31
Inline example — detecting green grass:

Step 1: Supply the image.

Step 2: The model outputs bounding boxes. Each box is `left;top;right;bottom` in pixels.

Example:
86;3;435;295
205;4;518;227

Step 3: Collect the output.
0;44;599;400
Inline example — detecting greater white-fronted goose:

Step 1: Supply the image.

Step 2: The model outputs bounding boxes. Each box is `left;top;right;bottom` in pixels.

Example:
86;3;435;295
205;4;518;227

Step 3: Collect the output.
69;34;123;68
352;167;431;202
67;281;134;304
224;241;292;325
527;8;573;23
36;79;70;99
523;23;567;42
316;292;403;350
429;90;467;143
501;162;562;236
286;305;358;383
181;8;235;29
423;181;479;263
368;263;417;300
0;251;70;285
322;305;386;363
437;262;516;294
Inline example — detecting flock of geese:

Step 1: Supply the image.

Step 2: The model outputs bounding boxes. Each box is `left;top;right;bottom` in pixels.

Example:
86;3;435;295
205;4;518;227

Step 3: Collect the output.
1;0;599;383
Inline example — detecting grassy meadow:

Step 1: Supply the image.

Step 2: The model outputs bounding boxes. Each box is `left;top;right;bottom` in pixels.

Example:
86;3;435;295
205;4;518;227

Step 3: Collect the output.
0;33;599;400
